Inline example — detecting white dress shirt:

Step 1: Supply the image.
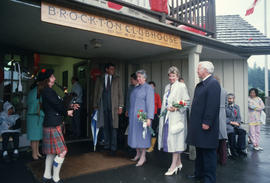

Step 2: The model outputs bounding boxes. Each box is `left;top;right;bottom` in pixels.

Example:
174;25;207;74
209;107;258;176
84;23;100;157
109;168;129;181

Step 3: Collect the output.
105;74;112;88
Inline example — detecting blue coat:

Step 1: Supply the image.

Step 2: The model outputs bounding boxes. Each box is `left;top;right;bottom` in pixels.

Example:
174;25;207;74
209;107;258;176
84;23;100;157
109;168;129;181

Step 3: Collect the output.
128;83;155;148
186;76;221;149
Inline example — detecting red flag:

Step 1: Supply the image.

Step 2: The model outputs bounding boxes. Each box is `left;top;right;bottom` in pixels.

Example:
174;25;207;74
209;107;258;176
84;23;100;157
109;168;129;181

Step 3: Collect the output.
149;0;168;14
245;0;259;16
245;7;254;16
107;2;123;10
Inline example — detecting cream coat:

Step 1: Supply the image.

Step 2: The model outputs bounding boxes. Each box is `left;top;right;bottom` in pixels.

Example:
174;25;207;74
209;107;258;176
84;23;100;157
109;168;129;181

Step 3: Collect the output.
158;81;190;152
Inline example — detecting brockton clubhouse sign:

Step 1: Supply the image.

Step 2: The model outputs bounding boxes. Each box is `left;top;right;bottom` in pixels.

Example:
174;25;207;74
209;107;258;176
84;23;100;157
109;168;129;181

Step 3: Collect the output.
41;2;181;50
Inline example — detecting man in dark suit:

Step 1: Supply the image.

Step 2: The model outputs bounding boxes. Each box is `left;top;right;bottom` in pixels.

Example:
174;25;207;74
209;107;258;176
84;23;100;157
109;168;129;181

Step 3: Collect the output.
186;61;221;183
93;63;123;154
226;93;247;159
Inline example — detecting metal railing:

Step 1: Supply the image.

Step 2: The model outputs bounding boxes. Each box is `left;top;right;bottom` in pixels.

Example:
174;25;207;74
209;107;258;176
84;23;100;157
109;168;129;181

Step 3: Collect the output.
105;0;216;37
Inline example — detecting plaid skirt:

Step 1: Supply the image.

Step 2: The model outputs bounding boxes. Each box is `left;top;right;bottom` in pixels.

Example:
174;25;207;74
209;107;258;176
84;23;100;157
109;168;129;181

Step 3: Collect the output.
42;125;67;155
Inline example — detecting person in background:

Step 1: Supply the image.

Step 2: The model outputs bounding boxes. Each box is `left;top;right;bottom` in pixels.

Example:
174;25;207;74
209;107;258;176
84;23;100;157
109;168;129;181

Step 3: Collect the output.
226;93;247;159
71;76;83;139
179;77;185;83
213;76;228;165
147;81;161;153
128;69;154;167
125;73;138;117
0;101;21;162
38;68;78;183
93;63;124;155
248;88;265;151
158;66;190;175
124;73;138;153
26;80;44;160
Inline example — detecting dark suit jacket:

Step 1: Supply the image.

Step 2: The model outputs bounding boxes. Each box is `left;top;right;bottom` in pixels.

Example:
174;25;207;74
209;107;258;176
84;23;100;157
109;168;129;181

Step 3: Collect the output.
186;75;221;149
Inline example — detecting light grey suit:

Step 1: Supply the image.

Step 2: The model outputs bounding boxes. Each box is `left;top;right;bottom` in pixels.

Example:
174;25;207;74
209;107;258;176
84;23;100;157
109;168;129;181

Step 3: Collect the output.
219;87;228;139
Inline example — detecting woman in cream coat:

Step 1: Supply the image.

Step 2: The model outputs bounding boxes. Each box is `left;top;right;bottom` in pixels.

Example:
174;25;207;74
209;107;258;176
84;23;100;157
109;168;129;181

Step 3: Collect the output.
158;66;190;176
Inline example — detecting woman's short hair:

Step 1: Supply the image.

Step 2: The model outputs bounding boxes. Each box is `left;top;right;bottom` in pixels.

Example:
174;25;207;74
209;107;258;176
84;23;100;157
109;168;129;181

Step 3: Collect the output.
136;69;147;79
168;66;180;77
148;81;156;87
130;73;137;80
249;88;259;97
199;61;214;74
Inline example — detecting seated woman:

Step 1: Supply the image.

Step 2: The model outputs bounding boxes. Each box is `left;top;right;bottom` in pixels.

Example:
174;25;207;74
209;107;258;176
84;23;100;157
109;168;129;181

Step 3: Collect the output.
226;93;247;159
0;101;21;161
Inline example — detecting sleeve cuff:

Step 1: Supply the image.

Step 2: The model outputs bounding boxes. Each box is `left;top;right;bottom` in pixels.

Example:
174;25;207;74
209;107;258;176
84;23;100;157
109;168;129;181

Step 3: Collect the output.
202;120;211;126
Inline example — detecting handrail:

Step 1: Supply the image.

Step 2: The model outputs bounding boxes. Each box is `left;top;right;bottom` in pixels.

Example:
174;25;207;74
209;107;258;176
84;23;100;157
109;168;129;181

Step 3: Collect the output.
105;0;216;37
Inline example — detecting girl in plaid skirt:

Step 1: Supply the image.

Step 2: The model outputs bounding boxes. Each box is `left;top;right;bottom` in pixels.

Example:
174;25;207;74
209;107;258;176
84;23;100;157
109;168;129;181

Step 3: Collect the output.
38;69;79;183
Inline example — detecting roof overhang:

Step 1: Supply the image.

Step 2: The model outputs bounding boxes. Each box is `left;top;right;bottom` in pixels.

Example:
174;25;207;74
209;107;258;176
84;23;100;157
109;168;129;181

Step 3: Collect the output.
50;0;269;57
1;0;264;60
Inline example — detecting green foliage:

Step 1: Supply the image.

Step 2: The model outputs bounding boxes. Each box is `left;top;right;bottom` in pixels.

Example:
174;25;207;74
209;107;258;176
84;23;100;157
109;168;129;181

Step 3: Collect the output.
248;66;270;93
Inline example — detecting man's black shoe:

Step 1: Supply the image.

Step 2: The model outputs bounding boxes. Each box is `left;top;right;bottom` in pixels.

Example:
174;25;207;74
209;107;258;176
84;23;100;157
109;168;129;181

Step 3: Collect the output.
187;175;203;181
238;150;247;157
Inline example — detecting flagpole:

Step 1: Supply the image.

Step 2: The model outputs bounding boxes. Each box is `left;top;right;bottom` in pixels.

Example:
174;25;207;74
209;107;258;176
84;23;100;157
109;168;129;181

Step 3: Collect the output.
264;0;268;97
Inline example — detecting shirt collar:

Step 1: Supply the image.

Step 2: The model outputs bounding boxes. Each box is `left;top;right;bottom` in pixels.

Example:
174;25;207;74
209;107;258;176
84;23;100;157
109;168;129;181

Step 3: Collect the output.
203;74;211;81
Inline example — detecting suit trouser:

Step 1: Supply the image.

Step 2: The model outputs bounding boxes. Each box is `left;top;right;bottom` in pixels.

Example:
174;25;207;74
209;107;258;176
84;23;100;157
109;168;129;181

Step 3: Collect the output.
72;105;81;137
195;147;217;183
2;132;20;151
228;128;246;155
103;110;117;151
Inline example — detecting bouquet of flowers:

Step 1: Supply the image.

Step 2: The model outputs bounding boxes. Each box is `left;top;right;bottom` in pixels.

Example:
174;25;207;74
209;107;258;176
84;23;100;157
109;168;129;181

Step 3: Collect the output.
159;100;187;118
137;109;155;139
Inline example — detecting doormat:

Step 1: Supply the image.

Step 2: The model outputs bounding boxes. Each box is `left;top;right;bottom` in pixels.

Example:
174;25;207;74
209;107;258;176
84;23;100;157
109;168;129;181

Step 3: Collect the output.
27;151;135;181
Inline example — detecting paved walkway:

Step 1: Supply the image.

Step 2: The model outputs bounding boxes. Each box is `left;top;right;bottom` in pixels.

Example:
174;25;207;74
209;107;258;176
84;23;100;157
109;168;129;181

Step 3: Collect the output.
1;124;270;183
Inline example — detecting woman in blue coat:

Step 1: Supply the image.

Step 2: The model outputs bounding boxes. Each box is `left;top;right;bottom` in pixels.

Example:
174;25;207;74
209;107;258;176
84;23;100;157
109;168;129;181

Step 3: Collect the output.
128;69;155;167
27;81;44;160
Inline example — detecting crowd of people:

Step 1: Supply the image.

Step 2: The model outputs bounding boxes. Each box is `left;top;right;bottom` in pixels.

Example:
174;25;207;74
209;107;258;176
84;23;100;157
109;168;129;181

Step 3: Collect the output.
0;61;266;183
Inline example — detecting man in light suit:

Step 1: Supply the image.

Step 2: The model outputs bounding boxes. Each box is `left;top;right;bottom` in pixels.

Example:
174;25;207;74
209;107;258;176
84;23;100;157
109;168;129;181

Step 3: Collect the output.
226;93;247;159
186;61;221;183
93;63;123;155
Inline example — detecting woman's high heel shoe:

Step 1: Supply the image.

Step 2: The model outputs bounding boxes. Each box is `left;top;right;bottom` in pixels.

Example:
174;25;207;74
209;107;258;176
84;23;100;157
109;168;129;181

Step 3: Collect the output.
177;164;183;171
131;156;140;162
165;167;178;176
136;159;146;167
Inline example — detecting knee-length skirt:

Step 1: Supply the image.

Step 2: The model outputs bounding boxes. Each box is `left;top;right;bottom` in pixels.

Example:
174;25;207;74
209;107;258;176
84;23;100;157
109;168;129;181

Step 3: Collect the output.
42;125;67;155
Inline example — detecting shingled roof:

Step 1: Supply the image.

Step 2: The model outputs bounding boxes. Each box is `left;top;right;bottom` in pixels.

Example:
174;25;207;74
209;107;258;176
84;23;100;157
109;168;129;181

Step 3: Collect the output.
216;15;270;55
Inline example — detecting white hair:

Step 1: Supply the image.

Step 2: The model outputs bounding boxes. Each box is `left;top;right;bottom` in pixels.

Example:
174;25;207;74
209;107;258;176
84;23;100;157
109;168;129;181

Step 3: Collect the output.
199;61;214;74
136;69;147;79
168;66;180;77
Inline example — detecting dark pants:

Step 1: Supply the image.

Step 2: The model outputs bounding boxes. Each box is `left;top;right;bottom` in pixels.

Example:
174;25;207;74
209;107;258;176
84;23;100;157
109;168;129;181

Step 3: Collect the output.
151;114;159;137
103;110;117;151
72;104;82;137
195;147;217;183
228;128;246;156
217;139;227;165
2;132;19;151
